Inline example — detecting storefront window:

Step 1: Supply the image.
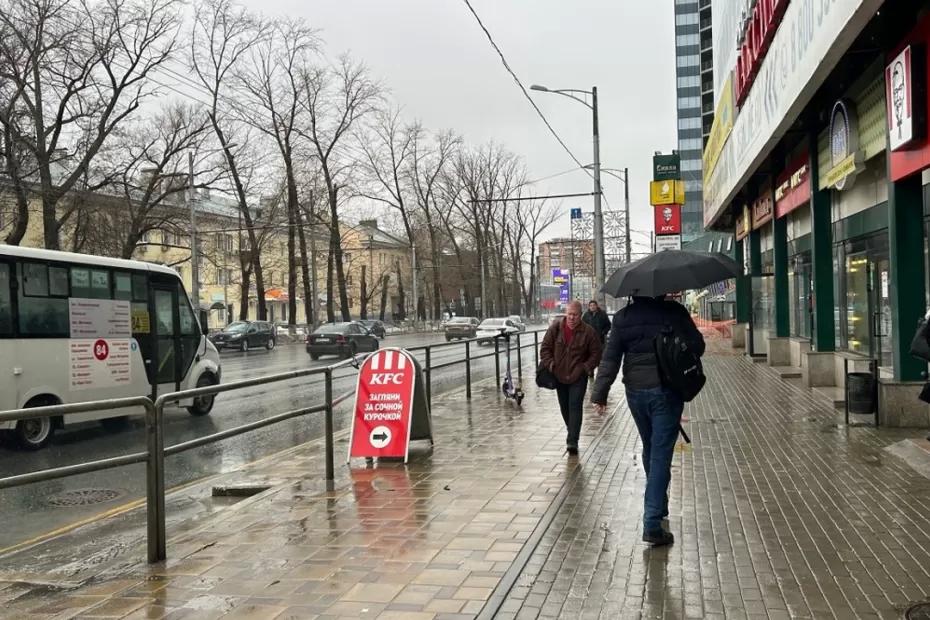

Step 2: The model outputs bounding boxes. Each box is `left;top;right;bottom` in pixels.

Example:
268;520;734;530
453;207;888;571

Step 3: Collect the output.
836;234;891;367
788;252;812;340
751;275;775;355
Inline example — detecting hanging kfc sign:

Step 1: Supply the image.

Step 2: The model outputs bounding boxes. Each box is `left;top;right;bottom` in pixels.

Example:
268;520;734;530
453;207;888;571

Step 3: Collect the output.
654;204;681;235
886;44;927;152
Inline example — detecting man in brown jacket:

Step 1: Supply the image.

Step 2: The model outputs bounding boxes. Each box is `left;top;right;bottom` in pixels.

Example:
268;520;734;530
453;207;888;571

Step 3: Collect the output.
540;300;603;455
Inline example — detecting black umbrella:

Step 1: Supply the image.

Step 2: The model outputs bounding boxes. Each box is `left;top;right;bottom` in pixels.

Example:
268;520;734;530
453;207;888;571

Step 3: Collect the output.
602;249;739;298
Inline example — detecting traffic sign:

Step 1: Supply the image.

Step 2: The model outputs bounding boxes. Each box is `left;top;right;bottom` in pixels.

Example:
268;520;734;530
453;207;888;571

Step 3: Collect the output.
348;348;433;462
570;207;583;220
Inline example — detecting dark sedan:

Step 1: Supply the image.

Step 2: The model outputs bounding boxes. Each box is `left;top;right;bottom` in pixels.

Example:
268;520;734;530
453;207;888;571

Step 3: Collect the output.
306;322;380;360
358;319;386;338
209;320;276;352
444;316;479;341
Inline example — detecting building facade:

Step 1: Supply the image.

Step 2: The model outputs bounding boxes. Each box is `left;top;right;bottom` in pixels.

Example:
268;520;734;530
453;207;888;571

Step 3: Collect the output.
702;0;930;426
674;0;714;242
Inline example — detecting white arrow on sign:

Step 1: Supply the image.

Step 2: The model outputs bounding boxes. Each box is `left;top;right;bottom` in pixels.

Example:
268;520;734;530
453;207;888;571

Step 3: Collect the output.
370;425;392;449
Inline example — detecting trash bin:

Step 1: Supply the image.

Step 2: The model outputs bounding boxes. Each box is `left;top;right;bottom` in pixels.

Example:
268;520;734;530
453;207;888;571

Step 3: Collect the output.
846;372;876;414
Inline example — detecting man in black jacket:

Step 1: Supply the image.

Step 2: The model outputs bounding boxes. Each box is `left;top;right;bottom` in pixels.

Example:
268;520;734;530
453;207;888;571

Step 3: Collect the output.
591;295;704;547
582;300;611;344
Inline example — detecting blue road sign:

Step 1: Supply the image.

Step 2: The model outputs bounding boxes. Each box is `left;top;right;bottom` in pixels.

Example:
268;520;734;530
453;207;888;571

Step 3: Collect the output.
570;207;582;220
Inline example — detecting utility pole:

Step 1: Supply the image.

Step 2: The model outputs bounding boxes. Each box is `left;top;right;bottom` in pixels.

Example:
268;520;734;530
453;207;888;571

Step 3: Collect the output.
188;151;200;312
479;252;486;318
624;166;631;264
591;86;606;305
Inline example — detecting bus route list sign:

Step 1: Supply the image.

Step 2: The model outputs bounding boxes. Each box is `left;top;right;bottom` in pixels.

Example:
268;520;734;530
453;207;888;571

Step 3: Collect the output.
70;338;132;390
348;348;433;463
69;298;131;339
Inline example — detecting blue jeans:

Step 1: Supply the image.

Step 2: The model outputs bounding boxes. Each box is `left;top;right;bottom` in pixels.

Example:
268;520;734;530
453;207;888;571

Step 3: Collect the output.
626;386;683;533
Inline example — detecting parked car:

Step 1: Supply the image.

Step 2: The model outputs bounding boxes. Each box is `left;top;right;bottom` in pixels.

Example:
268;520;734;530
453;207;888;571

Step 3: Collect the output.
444;316;480;341
507;315;526;332
306;322;380;360
358;319;386;339
475;318;521;345
209;320;276;352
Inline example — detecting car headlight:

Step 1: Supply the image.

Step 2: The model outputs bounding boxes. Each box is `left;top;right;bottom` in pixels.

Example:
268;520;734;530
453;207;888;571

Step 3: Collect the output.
230;334;242;339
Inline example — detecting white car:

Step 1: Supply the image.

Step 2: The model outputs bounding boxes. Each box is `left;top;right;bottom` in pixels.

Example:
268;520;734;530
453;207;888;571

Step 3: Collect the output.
507;315;526;332
475;318;521;345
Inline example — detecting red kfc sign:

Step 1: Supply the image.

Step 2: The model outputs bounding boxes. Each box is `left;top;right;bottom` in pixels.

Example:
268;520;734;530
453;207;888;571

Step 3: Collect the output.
349;349;416;461
654;204;681;235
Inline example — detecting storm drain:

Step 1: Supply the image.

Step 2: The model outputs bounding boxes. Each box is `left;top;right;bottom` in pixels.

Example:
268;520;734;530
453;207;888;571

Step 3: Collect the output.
905;602;930;620
211;484;271;498
46;488;123;507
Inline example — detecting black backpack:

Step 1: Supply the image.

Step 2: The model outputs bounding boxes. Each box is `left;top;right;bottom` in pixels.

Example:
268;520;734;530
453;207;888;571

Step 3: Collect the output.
654;326;705;402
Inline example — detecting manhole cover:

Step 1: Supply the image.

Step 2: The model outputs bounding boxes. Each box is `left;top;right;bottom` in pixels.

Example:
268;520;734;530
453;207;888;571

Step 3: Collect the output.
906;602;930;620
47;488;123;507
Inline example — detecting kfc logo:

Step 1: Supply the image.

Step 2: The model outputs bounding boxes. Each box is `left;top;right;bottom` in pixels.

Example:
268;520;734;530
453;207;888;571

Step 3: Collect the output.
886;45;926;151
654;204;681;235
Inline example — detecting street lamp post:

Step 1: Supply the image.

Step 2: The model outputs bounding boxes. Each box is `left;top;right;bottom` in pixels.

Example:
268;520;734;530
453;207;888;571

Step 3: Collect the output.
530;84;606;304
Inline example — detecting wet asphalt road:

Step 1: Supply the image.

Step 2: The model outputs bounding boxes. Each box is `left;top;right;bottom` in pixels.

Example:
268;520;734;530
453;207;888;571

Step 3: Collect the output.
0;330;541;551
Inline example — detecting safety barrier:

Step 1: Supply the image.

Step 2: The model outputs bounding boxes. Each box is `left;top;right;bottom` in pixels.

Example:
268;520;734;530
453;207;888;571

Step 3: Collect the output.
0;326;550;563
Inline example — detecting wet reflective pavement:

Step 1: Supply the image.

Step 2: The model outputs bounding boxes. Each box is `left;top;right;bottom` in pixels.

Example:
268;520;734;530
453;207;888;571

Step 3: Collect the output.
1;355;929;619
0;331;512;552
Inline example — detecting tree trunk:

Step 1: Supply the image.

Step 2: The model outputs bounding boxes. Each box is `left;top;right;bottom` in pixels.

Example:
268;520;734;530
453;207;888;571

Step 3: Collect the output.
395;266;406;320
42;194;60;250
286;169;298;326
360;264;368;320
239;254;252;321
326;238;335;324
296;206;313;327
379;274;389;320
327;185;351;321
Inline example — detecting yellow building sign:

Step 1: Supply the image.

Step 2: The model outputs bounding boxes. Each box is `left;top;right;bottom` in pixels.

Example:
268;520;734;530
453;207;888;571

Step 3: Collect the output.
703;73;735;181
650;180;685;206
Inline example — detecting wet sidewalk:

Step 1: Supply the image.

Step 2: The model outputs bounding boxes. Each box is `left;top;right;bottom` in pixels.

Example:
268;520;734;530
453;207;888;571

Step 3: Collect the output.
2;355;930;619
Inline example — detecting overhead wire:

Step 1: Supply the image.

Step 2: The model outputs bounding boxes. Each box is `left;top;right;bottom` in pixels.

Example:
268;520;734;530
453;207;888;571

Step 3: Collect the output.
460;0;594;181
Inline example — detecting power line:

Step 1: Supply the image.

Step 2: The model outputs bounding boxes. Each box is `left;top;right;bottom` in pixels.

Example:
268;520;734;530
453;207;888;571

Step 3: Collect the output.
460;0;592;178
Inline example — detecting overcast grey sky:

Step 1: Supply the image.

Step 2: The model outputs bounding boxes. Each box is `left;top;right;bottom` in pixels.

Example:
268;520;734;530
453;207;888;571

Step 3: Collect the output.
241;0;678;253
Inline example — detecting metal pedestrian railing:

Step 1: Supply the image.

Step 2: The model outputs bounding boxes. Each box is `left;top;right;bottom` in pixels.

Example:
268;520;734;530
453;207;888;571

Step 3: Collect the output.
0;326;550;563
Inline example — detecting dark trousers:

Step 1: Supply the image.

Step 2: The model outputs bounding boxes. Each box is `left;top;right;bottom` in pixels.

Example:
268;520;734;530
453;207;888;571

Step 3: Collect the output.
555;376;588;447
626;386;684;533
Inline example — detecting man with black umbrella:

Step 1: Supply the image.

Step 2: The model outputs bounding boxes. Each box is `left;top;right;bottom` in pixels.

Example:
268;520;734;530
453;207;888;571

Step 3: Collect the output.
591;295;704;547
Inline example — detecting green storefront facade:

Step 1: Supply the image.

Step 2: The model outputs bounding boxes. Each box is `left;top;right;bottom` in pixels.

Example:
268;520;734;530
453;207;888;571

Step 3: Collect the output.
704;0;930;426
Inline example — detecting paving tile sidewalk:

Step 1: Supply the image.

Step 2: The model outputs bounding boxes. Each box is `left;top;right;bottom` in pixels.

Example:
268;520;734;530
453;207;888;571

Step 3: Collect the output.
500;356;930;620
0;371;613;620
3;355;930;620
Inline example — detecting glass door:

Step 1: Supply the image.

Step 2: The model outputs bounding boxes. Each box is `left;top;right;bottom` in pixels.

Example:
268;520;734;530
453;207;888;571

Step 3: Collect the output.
844;253;870;355
872;256;892;369
152;280;181;394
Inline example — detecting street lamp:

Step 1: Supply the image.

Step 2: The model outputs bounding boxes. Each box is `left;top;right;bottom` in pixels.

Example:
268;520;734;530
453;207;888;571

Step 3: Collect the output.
530;83;606;304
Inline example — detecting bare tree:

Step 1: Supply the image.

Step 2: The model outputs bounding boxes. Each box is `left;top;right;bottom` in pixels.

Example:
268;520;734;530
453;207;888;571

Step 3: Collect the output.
409;128;460;319
191;0;272;319
239;17;317;326
94;103;216;258
511;197;558;317
298;55;381;322
0;0;183;248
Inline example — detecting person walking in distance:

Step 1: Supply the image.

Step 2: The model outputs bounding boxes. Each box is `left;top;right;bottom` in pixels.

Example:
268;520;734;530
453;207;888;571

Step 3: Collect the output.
582;299;611;345
591;295;704;546
540;300;603;455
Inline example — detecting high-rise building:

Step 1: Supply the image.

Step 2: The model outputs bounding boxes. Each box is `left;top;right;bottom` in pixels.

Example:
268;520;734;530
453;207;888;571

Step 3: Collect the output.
673;0;714;242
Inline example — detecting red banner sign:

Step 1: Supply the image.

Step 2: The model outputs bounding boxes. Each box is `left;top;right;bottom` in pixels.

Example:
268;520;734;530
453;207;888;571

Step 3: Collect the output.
751;187;773;230
349;349;416;460
734;0;790;107
654;204;682;235
775;151;811;218
889;15;930;181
